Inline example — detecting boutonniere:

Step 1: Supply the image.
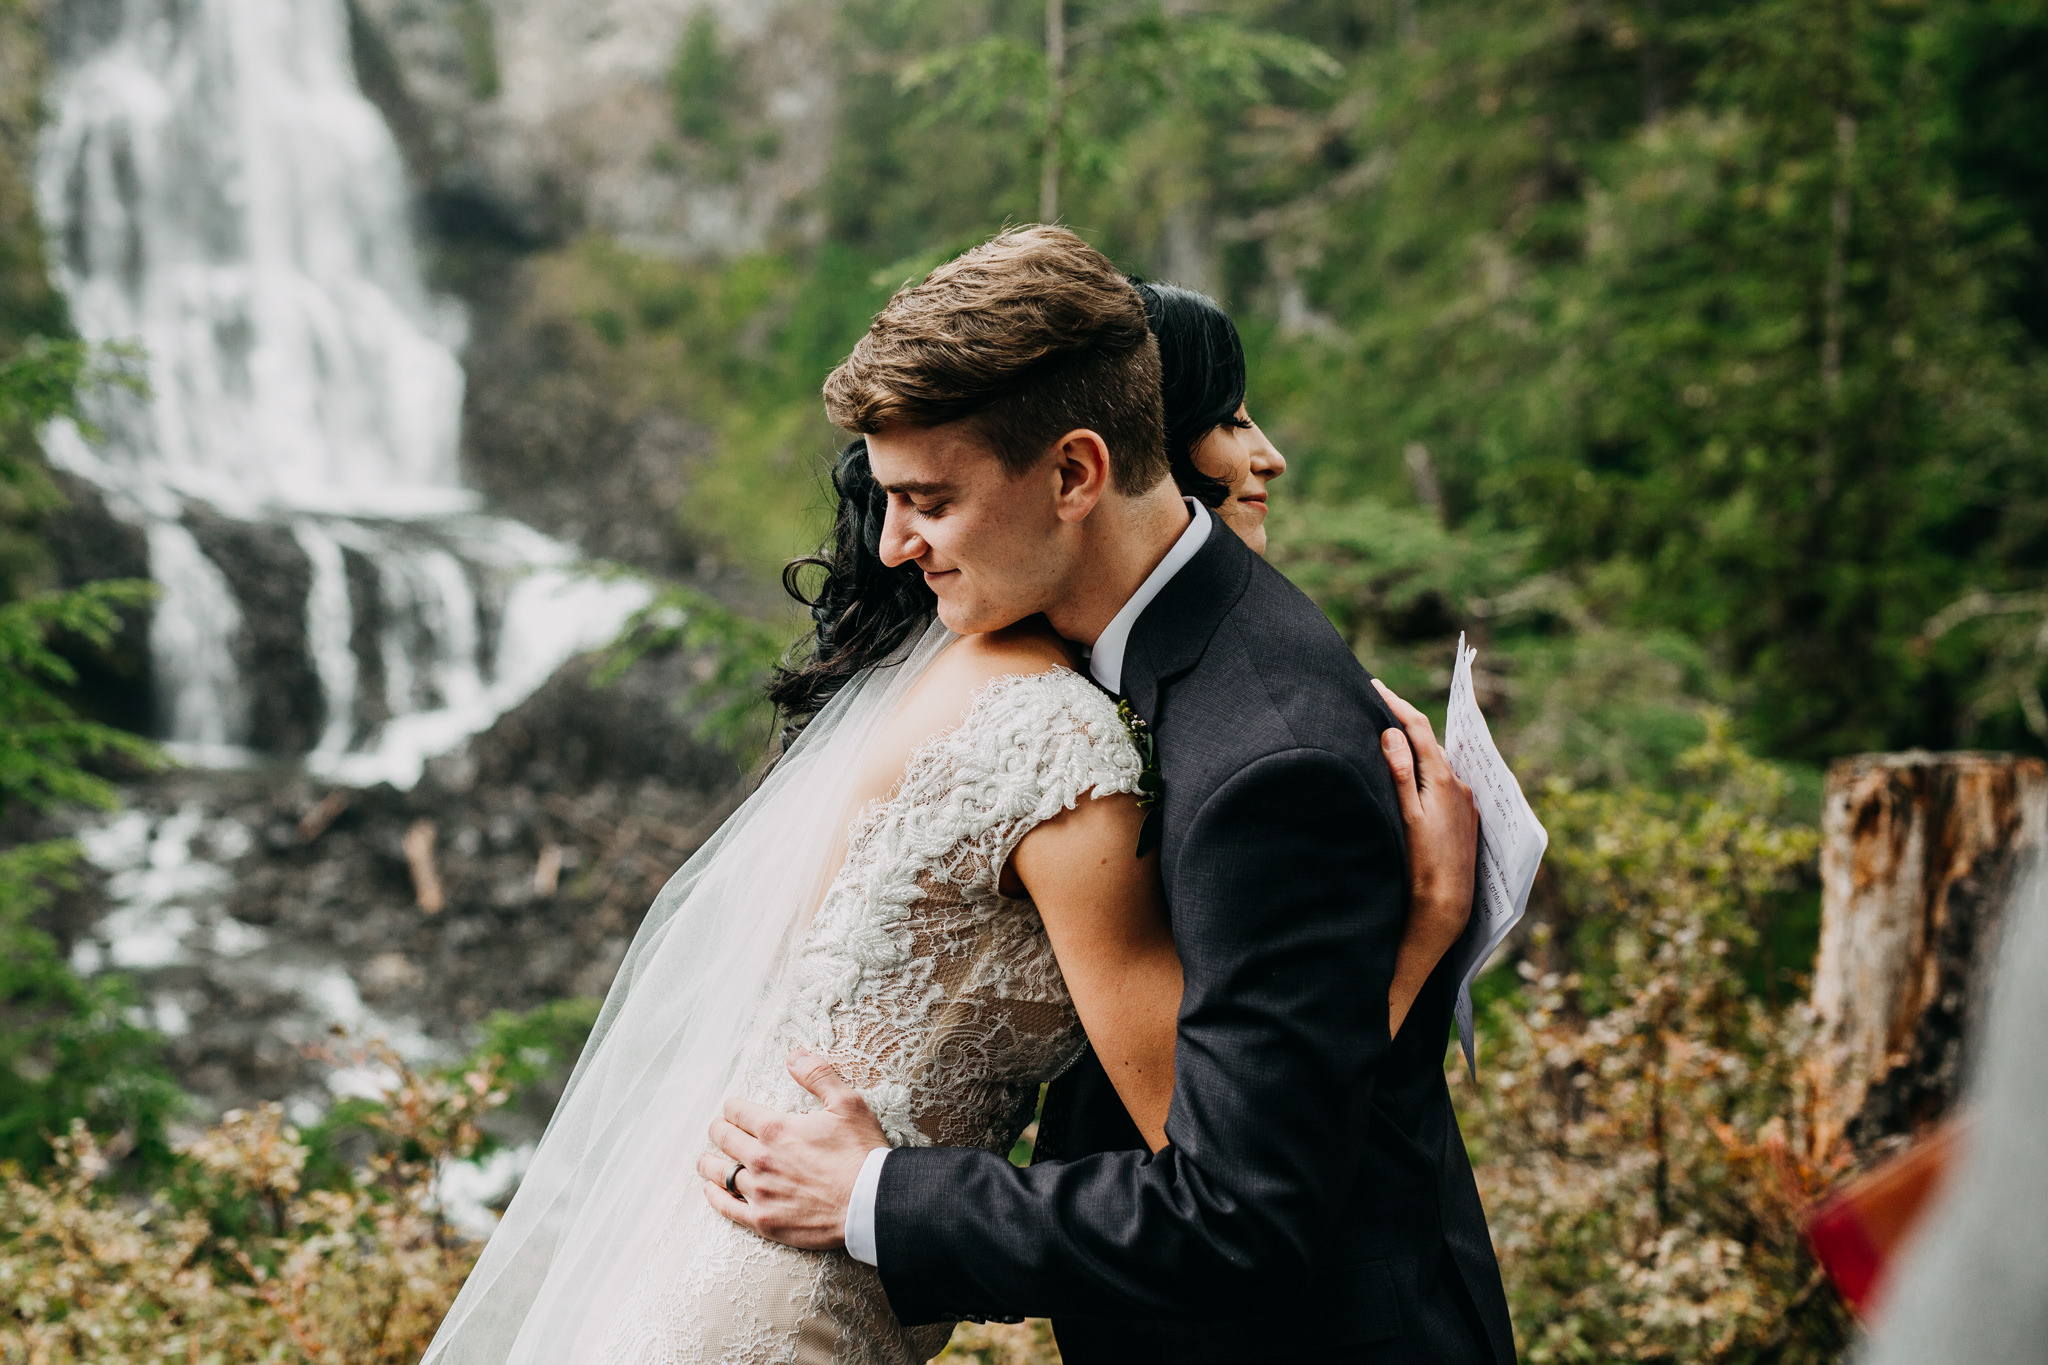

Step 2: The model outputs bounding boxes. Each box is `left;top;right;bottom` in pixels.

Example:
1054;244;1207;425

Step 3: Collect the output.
1116;699;1164;857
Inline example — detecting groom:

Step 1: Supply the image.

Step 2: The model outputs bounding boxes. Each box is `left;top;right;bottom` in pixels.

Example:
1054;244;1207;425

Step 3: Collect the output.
703;227;1516;1363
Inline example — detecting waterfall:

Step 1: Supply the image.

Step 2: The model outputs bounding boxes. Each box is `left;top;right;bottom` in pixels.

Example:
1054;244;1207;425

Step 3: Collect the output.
35;0;646;788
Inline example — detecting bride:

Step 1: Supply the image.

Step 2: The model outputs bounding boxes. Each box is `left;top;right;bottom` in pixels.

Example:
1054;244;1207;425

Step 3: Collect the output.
422;248;1475;1365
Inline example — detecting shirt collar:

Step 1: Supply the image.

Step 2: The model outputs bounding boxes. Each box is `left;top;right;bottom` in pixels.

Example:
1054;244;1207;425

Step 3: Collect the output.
1087;498;1213;695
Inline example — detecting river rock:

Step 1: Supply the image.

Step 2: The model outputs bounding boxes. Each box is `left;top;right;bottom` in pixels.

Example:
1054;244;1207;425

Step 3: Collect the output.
54;640;746;1124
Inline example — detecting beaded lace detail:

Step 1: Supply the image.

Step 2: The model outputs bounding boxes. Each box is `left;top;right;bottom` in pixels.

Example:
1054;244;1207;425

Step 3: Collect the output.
601;668;1142;1364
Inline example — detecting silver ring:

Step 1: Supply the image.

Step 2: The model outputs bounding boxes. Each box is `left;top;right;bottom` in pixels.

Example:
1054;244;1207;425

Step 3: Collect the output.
724;1161;746;1201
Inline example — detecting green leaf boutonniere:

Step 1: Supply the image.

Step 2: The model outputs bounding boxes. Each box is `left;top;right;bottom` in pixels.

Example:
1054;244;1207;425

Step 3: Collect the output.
1116;699;1164;858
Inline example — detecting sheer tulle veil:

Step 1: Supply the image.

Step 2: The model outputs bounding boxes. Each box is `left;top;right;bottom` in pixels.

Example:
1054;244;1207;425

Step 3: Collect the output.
422;620;955;1365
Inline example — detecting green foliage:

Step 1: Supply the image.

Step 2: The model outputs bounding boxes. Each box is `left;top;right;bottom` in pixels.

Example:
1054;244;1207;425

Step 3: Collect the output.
1252;0;2048;760
0;580;172;1177
0;326;173;1187
590;573;797;758
451;0;500;100
508;236;898;569
2;1059;492;1363
1463;720;1848;1362
297;1000;600;1193
897;0;1337;216
464;996;601;1097
0;843;180;1175
0;0;67;360
776;0;2048;760
0;582;161;815
670;11;734;143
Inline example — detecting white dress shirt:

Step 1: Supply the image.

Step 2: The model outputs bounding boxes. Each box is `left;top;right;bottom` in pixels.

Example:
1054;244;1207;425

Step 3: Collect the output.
844;499;1213;1265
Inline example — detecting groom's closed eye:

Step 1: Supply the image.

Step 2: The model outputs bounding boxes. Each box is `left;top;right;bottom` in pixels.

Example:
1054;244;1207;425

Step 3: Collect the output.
885;483;952;512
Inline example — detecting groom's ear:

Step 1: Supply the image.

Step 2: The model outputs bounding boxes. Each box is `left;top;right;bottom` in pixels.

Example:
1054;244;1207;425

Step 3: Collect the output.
1049;428;1113;524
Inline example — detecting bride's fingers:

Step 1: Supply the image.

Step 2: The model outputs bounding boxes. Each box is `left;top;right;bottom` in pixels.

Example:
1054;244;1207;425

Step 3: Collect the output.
1373;678;1454;789
1372;677;1428;731
1381;729;1423;826
1373;679;1439;750
706;1116;767;1170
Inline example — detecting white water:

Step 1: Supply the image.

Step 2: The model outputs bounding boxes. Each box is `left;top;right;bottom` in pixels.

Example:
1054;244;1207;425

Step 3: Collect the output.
36;0;646;788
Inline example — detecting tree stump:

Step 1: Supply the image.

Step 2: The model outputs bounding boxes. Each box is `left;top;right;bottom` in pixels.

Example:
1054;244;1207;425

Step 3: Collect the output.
1812;752;2046;1153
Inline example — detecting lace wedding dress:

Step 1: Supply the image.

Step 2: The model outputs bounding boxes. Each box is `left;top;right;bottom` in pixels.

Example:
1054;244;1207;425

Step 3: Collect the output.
597;667;1143;1365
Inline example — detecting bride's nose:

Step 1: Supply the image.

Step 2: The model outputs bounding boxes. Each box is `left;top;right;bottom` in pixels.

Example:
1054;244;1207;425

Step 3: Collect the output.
1253;434;1287;479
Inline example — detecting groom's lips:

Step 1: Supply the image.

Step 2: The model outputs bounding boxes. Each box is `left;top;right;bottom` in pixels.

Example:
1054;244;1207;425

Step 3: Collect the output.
922;568;958;586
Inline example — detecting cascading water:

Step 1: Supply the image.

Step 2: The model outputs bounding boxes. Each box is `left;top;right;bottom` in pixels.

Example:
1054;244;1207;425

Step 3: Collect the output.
31;0;668;1147
36;0;647;788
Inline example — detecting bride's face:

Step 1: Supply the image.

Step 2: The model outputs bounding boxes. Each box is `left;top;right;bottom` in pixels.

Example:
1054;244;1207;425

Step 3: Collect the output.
867;420;1074;635
1190;405;1287;556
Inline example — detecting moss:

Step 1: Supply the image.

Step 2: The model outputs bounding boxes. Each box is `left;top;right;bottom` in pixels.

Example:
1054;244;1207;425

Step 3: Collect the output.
452;0;501;101
497;236;902;574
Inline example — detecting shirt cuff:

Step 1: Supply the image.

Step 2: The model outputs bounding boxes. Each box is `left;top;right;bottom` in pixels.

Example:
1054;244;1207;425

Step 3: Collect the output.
844;1146;891;1266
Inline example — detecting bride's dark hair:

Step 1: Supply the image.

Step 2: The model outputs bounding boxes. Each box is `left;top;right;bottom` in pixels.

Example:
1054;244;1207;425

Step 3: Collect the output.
766;438;937;728
770;276;1250;733
1130;280;1246;510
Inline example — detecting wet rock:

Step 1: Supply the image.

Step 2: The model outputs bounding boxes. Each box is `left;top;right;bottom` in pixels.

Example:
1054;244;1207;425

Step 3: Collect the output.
40;470;154;734
63;641;747;1120
458;280;711;576
345;0;837;259
177;507;323;753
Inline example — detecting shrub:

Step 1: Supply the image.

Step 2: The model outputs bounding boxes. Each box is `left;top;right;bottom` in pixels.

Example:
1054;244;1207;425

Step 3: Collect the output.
1461;716;1852;1362
0;1043;500;1364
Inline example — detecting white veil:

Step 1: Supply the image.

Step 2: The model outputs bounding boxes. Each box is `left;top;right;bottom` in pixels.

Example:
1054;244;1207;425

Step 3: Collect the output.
422;620;955;1365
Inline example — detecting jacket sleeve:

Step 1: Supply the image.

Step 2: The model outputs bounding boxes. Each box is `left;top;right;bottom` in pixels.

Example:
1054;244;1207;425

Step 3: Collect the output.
874;746;1404;1323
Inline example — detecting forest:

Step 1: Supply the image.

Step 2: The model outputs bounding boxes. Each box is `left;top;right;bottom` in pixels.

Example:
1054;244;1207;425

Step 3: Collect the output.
2;0;2045;1361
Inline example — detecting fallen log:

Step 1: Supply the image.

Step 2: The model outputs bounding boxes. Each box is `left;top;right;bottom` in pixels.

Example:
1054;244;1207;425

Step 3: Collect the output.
403;818;446;916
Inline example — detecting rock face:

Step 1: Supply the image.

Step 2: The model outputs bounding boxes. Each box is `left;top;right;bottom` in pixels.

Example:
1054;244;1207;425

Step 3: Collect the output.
347;0;837;257
1812;751;2048;1151
56;643;746;1120
455;265;713;575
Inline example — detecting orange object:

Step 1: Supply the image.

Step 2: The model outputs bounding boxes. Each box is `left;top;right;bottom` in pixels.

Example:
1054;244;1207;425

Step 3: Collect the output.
1804;1119;1966;1317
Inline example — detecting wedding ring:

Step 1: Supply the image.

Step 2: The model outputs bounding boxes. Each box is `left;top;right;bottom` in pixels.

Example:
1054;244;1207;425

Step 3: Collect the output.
724;1161;747;1201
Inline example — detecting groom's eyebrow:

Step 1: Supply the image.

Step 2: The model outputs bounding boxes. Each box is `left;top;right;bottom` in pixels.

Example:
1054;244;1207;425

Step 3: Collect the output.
880;479;952;497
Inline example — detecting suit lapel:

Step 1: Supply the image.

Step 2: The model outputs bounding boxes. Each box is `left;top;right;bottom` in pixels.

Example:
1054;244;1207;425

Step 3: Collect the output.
1120;521;1255;723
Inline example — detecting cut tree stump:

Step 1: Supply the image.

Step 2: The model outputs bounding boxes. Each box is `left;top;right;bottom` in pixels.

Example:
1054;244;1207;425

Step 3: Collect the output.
1812;751;2046;1152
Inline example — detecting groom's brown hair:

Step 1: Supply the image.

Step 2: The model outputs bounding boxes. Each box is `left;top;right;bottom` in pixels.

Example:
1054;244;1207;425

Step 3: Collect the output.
823;226;1169;494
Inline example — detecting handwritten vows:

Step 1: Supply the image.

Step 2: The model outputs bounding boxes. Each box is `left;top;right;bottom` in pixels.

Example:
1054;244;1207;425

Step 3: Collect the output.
1442;634;1548;1079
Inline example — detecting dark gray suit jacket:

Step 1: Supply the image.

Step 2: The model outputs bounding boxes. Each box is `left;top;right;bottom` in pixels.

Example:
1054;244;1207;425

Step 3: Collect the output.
874;526;1516;1364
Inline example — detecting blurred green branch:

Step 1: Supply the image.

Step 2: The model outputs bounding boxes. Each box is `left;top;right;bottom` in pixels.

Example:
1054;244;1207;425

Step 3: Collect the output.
588;571;795;759
898;0;1337;220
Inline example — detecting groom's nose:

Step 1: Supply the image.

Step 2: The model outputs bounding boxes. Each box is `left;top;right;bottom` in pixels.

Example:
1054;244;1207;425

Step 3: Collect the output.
877;500;925;568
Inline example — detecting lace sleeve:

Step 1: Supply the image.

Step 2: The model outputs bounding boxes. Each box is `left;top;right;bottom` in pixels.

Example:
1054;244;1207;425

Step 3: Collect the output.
774;666;1149;1159
929;668;1147;887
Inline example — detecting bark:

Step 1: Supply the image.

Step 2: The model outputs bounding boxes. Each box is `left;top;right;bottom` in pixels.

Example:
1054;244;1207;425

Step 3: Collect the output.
1812;752;2046;1152
1038;0;1065;223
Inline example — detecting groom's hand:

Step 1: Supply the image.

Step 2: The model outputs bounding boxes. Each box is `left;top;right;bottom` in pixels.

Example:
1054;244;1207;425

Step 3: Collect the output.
698;1048;887;1250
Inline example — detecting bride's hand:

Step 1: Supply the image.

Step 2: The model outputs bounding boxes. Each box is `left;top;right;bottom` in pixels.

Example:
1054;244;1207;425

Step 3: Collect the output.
700;1049;889;1250
1374;678;1478;1039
